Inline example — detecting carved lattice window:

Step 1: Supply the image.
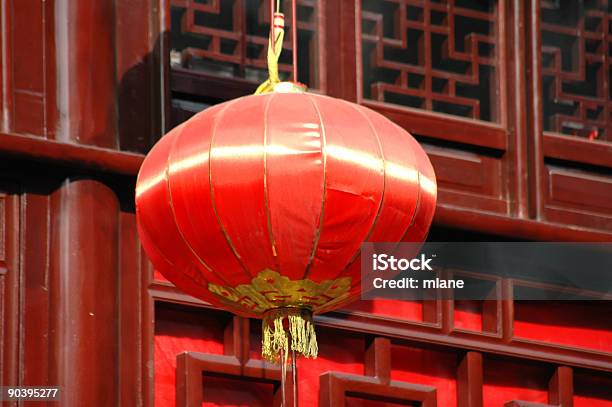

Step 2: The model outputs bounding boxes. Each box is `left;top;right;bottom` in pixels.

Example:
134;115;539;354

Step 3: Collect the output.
170;0;319;86
166;0;612;230
361;0;500;122
541;0;612;142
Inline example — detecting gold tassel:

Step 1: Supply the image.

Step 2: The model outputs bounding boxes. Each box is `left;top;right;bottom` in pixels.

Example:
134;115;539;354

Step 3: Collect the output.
262;308;318;363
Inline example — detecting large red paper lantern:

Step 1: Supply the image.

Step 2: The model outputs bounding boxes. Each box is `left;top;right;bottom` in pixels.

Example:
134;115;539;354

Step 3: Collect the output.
136;88;436;361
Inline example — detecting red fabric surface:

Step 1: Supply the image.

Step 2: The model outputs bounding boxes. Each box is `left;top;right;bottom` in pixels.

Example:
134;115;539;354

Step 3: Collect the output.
137;92;436;318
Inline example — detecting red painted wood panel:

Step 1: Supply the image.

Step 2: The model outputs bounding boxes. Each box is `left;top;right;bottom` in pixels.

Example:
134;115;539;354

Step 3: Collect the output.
391;345;458;407
150;296;612;406
482;358;550;406
9;0;55;137
0;183;18;392
544;166;612;230
0;1;611;407
514;301;612;353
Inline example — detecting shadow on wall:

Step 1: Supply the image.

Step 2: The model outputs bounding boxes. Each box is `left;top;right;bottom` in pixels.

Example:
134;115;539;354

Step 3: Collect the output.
117;32;168;155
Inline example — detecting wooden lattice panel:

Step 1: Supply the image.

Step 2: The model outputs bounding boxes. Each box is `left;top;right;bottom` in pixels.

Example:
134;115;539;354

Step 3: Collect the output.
361;0;500;122
170;0;318;86
153;301;612;406
541;0;612;142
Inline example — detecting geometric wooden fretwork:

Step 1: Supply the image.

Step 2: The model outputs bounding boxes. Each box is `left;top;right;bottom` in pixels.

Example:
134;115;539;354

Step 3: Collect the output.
361;0;500;122
320;338;438;406
176;351;286;406
170;0;318;86
502;366;574;407
175;317;293;407
541;0;612;142
152;278;611;406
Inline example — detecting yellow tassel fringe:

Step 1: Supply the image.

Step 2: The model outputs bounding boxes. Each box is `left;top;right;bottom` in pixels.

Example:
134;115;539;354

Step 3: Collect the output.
262;308;318;363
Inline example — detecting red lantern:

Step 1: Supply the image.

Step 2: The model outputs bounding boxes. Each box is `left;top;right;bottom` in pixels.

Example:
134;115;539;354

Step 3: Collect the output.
136;88;436;362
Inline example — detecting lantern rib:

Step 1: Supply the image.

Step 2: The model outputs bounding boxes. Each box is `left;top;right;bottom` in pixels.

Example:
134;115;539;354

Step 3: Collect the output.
301;93;328;281
262;93;281;272
398;169;422;243
165;120;215;275
334;121;422;292
326;104;389;288
376;123;422;245
340;172;423;298
165;109;248;289
346;103;387;267
207;98;256;281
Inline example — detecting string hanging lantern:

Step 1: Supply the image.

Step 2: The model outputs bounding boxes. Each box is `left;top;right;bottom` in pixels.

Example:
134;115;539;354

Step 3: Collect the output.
136;0;437;364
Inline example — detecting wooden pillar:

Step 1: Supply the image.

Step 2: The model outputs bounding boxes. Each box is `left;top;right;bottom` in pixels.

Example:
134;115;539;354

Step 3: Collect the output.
55;0;118;147
322;0;358;101
549;366;573;407
0;184;19;394
50;179;120;406
457;352;483;407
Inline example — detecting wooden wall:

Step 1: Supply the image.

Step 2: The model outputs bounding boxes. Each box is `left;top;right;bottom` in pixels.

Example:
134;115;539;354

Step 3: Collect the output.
0;0;611;406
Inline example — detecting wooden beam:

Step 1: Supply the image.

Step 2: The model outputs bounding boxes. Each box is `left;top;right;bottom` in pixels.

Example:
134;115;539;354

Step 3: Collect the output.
434;204;612;242
2;133;611;242
0;132;144;176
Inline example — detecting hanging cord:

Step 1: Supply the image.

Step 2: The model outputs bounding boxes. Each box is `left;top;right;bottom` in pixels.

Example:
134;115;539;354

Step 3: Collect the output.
255;0;285;94
291;0;298;82
276;326;300;407
292;349;298;407
280;346;287;407
255;0;302;94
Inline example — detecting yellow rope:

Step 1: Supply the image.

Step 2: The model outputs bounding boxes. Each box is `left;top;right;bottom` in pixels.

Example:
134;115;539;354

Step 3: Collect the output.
255;12;285;95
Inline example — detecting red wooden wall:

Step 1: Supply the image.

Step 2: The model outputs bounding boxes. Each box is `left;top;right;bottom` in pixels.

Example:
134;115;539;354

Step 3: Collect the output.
0;0;611;406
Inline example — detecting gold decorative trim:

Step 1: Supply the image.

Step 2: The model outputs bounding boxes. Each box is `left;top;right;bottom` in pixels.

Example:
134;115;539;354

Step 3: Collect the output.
207;269;351;315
